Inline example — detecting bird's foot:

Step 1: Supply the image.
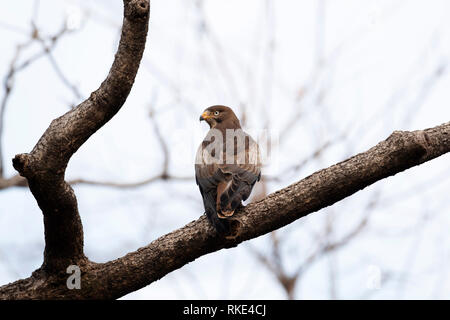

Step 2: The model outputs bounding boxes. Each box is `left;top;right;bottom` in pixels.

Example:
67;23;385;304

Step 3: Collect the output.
224;218;242;240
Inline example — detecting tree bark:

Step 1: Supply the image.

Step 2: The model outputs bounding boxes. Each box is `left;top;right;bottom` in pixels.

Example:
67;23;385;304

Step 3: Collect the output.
0;0;449;299
10;0;150;274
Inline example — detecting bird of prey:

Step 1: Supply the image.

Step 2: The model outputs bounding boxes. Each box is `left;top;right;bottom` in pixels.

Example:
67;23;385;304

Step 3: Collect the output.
195;105;261;234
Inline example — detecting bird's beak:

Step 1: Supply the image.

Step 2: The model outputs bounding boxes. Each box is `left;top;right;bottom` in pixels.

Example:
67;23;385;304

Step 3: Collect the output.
199;111;211;121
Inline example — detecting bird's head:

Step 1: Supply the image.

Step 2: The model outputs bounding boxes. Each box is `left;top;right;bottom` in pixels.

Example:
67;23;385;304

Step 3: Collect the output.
199;105;241;129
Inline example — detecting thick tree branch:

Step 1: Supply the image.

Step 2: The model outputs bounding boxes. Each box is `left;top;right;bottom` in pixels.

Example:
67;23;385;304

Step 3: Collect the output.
10;0;150;273
1;121;448;299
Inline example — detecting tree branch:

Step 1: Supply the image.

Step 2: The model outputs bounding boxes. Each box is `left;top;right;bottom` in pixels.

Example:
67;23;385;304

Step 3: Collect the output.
68;174;192;188
10;0;150;273
1;121;448;299
0;174;27;189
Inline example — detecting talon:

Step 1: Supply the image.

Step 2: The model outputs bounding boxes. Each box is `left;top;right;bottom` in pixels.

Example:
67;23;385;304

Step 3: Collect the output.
225;218;242;240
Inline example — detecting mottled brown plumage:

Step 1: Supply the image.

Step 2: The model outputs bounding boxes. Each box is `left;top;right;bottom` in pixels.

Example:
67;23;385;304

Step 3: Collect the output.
195;105;261;234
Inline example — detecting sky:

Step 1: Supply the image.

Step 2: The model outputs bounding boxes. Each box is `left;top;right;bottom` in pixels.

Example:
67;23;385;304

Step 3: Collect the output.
0;0;450;299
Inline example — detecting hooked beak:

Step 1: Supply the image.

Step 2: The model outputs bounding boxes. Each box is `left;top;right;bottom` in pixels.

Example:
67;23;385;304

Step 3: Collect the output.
199;111;212;121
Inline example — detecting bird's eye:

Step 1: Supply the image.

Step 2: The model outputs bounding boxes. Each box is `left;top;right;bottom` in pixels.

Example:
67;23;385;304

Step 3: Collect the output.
214;111;220;116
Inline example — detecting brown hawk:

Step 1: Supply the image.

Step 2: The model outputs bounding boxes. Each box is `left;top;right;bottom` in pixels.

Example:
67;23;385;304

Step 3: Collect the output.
195;105;261;234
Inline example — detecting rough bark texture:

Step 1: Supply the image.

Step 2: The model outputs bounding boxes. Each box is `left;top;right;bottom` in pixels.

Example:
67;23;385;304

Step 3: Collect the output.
0;0;449;300
10;0;150;275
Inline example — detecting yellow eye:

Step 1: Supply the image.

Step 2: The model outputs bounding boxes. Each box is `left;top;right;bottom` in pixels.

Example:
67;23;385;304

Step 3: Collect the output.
214;111;219;116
